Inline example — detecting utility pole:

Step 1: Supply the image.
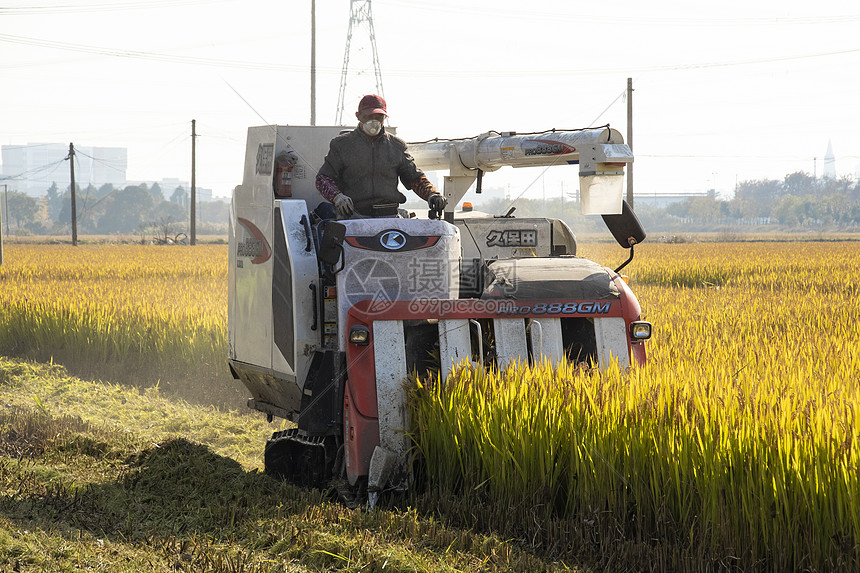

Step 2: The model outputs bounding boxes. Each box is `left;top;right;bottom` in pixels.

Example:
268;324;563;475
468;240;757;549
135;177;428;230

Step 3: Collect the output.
191;120;197;246
69;142;78;246
626;77;634;210
311;0;316;125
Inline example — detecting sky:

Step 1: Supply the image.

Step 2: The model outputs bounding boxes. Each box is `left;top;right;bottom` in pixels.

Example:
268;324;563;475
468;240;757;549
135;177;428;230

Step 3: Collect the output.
2;0;860;204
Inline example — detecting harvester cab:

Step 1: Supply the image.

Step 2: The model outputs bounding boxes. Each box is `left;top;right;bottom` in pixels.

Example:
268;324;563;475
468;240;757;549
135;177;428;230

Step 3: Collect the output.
228;124;651;503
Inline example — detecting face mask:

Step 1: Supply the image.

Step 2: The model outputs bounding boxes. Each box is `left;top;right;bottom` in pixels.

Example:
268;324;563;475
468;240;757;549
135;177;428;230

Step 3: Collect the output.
361;119;383;136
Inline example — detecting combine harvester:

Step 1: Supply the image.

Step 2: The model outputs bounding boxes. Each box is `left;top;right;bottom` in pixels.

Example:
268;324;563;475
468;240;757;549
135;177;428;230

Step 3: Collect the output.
228;124;651;503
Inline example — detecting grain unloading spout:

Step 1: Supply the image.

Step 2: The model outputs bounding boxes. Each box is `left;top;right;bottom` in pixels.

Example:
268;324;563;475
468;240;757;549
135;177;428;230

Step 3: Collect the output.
408;126;633;216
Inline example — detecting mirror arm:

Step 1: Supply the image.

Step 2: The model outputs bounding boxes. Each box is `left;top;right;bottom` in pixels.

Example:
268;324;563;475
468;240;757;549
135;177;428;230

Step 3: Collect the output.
614;244;635;274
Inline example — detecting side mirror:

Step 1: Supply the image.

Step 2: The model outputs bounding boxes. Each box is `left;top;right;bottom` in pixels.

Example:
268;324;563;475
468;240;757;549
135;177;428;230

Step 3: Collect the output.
318;221;346;266
602;200;646;249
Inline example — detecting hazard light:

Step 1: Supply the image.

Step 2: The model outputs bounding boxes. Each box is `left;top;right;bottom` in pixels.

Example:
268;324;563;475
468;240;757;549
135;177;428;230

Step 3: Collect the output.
630;321;652;341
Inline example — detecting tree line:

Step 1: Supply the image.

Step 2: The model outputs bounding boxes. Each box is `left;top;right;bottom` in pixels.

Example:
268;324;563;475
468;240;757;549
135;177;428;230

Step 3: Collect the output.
470;171;860;233
5;170;859;238
1;182;229;238
659;172;860;228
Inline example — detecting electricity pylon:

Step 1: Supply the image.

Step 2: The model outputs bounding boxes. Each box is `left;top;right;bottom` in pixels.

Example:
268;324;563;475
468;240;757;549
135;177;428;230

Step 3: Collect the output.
336;0;384;125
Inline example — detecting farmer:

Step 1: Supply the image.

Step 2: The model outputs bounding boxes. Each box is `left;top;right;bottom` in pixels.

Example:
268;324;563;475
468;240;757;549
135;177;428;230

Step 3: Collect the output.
315;94;447;218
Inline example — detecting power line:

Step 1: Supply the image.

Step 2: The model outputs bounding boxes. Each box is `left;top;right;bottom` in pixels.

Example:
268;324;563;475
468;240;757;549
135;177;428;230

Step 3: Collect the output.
0;158;68;182
0;143;59;151
0;0;230;15
74;149;127;175
0;33;326;73
381;46;860;78
378;0;860;27
2;30;857;78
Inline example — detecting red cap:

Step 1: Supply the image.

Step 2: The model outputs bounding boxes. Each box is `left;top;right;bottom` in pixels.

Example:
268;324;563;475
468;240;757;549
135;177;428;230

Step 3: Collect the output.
357;94;387;116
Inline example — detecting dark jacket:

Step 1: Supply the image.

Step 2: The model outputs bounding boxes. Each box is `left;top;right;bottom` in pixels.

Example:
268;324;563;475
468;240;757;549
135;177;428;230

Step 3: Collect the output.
318;128;424;216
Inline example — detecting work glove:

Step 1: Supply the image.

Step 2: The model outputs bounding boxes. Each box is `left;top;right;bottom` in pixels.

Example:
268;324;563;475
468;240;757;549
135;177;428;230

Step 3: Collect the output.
333;193;354;218
428;194;447;212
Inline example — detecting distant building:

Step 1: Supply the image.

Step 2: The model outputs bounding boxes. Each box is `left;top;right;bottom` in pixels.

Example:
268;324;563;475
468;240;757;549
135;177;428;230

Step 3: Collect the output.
1;143;127;196
823;140;836;180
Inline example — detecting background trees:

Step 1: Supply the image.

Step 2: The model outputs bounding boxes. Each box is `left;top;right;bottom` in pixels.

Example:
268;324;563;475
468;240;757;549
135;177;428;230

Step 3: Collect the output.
1;170;859;237
4;190;39;233
2;182;227;238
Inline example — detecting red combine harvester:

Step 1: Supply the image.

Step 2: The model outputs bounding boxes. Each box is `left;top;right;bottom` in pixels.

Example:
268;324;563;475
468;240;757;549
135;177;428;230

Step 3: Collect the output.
228;124;651;504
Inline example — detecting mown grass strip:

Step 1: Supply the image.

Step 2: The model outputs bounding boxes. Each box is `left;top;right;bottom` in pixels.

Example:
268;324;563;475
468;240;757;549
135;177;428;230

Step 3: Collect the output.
0;357;574;573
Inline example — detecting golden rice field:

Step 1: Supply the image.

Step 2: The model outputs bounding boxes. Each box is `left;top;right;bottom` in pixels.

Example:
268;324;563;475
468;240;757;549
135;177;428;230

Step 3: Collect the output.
1;241;858;570
0;244;238;407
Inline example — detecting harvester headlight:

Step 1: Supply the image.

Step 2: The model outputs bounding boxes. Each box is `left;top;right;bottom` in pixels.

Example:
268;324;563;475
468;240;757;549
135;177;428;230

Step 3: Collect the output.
630;321;652;341
349;325;370;345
